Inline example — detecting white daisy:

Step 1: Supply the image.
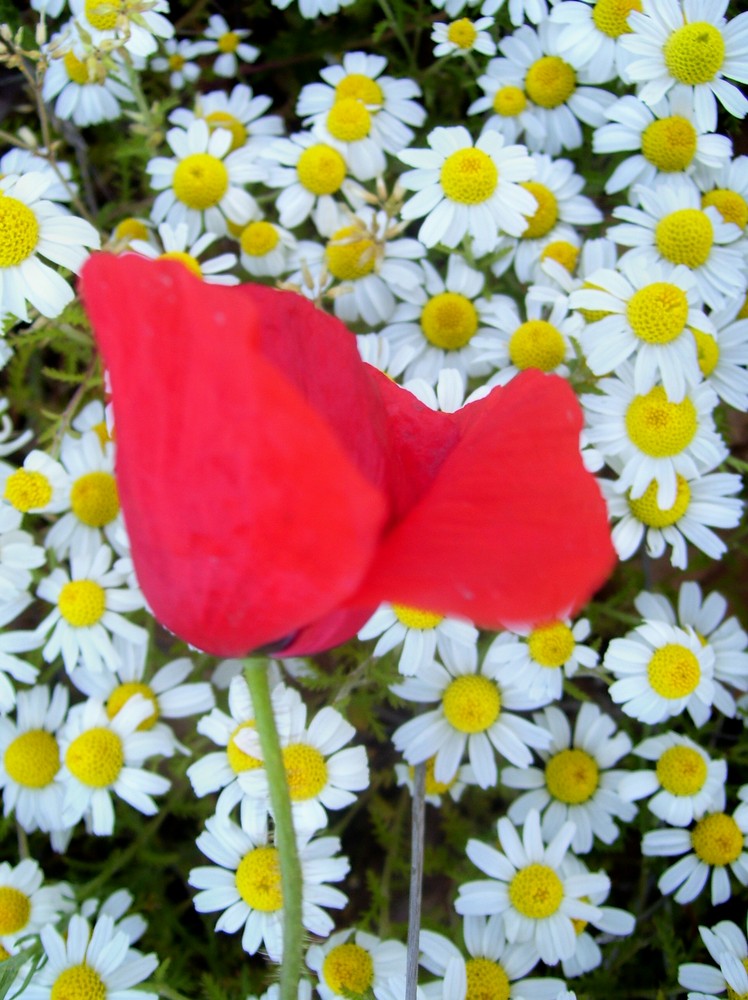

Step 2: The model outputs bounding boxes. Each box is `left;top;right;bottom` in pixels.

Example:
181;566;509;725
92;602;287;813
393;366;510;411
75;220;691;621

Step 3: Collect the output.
189;812;349;961
394;756;475;807
642;802;748;906
306;928;407;1000
530;235;619;312
1;449;70;517
58;695;172;836
0;171;100;322
550;0;642;82
199;14;259;77
128;221;239;285
605;618;716;726
693;295;748;411
582;362;726;508
432;17;497;58
149;37;204;90
169;83;283;159
617;731;727;828
467;59;535;147
679;917;748;1000
455;809;610;965
608;175;746;310
358;601;479;677
502;703;635;855
398;125;537;253
0;859;72;950
695;154;748;240
620;0;748;133
68;0;174;58
147;119;266;242
392;644;553;789
79;887;148;946
237;219;296;278
42;33;136;127
592;90;733;196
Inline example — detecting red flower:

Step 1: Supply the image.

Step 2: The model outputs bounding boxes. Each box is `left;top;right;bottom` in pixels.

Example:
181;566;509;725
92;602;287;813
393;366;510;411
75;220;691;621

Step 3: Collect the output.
79;254;616;657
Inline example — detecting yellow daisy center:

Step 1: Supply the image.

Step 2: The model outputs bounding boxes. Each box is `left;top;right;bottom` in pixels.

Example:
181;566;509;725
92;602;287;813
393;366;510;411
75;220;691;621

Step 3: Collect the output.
168;53;185;71
524;56;576;109
591;0;642;37
325;225;377;281
420;291;479;350
411;756;458;796
4;729;60;788
655;208;713;269
159;250;203;278
691;812;743;866
51;964;106;1000
282;743;328;801
106;682;159;730
0;887;31;936
335;73;383;106
236;846;283;911
465;957;511;1000
541;240;579;273
545;748;600;804
440;147;498;205
508;319;566;371
204;111;248;153
656;744;707;796
65;727;124;788
691;328;719;377
172;153;229;211
240;221;279;257
702;189;748;231
113;217;149;243
393;604;445;630
509;863;564;918
0;195;40;268
641;116;697;172
519;181;558;239
296;143;347;196
627;474;691;527
63;50;95;85
70;470;120;528
227;721;262;774
442;675;501;733
217;31;240;53
57;579;106;628
528;621;575;668
322;942;375;995
664;22;725;86
647;643;700;699
447;18;478;49
492;85;527;117
3;469;53;512
624;386;697;456
84;0;118;30
626;281;689;344
326;98;372;142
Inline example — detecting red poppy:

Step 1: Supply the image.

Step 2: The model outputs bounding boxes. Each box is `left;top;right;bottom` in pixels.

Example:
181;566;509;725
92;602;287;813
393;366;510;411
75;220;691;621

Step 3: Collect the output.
79;253;616;657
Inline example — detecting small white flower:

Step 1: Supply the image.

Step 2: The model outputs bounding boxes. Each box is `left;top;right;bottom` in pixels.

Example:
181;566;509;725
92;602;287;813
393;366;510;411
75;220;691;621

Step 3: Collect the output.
358;601;478;677
199;14;259;77
129;221;239;285
679;917;748;1000
306;928;407;1000
432;17;497;58
0;858;73;950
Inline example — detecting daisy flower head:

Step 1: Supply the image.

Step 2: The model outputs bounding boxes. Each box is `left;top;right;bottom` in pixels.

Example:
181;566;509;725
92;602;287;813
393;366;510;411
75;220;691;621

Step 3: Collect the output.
691;295;748;411
550;0;643;83
128;221;239;285
375;254;506;385
618;731;727;828
169;84;284;159
502;703;635;855
642;801;748;906
78;887;148;946
531;234;618;309
620;0;748;133
571;257;712;402
419;916;566;999
23;913;159;1000
67;0;174;58
0;684;69;841
468;60;534;147
398;125;537;253
306;927;407;1000
0;858;72;951
605;617;717;726
235;699;370;835
58;695;172;836
696;154;748;242
2;449;69;518
237;218;296;279
480;0;549;28
455;809;610;965
149;37;204;90
394;756;475;807
391;644;554;790
147;119;266;243
432;17;497;59
189;813;349;961
494;21;615;156
358;601;479;677
602;461;743;570
608;174;746;310
198;14;258;75
485;616;598;702
0;171;100;322
592;90;733;196
41;34;136;127
582;362;726;509
679;917;748;1000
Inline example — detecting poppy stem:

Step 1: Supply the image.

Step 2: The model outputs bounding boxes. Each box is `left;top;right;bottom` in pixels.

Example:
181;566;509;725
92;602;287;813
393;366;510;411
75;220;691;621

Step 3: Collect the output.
244;658;303;1000
405;761;426;1000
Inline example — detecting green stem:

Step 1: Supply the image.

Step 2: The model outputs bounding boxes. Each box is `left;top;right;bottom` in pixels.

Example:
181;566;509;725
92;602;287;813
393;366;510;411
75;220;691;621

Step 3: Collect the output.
244;659;303;1000
405;762;426;1000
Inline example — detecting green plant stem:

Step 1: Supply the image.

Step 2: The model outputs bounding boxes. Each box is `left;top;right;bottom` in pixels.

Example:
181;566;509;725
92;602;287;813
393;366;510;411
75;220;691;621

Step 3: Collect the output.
405;762;426;1000
244;658;302;1000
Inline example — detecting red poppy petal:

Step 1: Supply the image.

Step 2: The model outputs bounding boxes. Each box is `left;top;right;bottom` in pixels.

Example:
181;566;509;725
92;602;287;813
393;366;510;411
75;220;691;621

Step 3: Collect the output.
350;370;616;627
79;254;388;655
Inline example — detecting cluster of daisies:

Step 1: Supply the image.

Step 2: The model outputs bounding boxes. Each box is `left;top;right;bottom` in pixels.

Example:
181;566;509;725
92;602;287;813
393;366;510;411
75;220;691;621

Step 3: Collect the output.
1;0;748;996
